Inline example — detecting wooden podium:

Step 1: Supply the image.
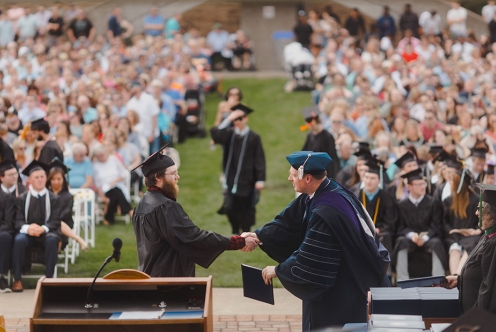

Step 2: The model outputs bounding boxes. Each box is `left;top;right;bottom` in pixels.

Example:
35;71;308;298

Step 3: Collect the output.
31;273;214;332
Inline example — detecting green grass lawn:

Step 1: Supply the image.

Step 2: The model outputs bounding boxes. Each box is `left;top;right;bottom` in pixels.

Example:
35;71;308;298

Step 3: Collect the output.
54;78;312;288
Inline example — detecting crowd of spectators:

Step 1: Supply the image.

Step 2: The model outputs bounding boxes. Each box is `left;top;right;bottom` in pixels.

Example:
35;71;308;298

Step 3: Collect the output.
286;1;496;281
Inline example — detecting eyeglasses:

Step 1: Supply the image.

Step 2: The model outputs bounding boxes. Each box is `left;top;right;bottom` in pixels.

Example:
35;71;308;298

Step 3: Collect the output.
165;171;179;177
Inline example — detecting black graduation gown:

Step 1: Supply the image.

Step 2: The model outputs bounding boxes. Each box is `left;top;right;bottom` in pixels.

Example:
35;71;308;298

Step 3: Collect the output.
302;130;340;178
210;126;266;198
255;179;389;331
57;190;74;229
0;190;15;234
38;140;64;165
0;138;15;162
471;171;486;194
458;234;496;314
443;194;481;254
132;190;231;277
15;191;62;238
392;195;448;269
359;189;397;253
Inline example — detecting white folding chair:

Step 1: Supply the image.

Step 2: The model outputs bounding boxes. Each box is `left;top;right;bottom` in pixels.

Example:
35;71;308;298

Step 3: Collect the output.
69;189;96;248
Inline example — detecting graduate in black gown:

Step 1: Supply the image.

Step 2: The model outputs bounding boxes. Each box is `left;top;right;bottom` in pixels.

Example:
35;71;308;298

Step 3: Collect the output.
300;106;340;178
342;145;371;191
46;160;88;251
387;150;418;202
0;186;15;292
442;158;481;275
469;147;488;194
485;163;495;185
210;104;266;234
132;146;260;277
11;160;61;292
0;160;26;198
0;123;15;162
442;183;496;314
30;118;64;164
245;151;390;331
392;168;447;281
358;157;397;256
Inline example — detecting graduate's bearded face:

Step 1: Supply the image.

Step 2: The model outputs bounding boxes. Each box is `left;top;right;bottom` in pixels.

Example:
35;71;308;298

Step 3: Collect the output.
480;202;495;230
29;170;47;192
160;166;180;199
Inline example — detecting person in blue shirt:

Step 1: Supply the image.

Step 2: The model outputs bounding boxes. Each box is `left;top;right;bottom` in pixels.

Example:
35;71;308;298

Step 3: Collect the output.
165;13;181;39
107;7;122;41
376;6;396;39
143;7;165;37
65;143;93;189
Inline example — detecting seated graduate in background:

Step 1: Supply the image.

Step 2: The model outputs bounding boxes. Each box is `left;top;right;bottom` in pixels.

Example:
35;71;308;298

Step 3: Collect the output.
11;160;62;292
468;147;488;191
30;118;64;164
442;157;481;275
341;144;371;191
131;146;259;277
387;150;419;202
484;163;495;185
358;156;397;257
392;168;447;281
244;151;390;331
442;183;496;315
0;183;15;293
46;160;88;251
0;160;25;198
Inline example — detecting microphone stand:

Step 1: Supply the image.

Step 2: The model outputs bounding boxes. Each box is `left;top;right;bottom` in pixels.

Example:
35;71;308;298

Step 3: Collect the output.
85;254;114;309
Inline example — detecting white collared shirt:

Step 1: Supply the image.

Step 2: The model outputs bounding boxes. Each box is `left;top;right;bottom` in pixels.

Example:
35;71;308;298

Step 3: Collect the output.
29;187;47;198
20;187;50;235
1;184;16;194
408;194;424;206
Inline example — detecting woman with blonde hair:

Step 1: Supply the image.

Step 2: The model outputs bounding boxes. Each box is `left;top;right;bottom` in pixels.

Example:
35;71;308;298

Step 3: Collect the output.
400;119;425;148
443;160;481;275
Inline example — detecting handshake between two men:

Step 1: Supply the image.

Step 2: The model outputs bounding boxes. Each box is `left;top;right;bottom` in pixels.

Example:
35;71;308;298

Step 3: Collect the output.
239;232;277;286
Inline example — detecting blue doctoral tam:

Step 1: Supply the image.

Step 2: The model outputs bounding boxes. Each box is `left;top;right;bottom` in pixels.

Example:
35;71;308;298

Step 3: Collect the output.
286;151;332;175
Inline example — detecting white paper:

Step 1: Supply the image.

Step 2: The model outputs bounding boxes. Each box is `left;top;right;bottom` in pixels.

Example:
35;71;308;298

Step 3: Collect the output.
117;311;163;320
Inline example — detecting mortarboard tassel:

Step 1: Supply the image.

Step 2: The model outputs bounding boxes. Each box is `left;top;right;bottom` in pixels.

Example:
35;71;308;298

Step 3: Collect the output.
379;164;384;190
457;168;466;194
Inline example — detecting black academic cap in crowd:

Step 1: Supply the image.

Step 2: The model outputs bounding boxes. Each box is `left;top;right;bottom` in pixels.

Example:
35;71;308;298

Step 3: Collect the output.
487;163;495;175
445;156;464;172
301;105;320;123
428;145;444;155
353;147;372;161
401;168;424;184
131;144;175;177
478;183;496;208
444;307;496;332
48;159;68;174
365;156;385;176
30;117;49;131
470;147;488;160
394;151;417;169
230;104;254;115
0;159;17;173
286;151;332;175
357;141;370;150
22;160;48;176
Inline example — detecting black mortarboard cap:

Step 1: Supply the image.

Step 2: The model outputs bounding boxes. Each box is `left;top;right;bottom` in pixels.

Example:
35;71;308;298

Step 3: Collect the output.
445;156;464;172
357;141;370;150
230;104;254;115
401;168;424;184
470;147;488;159
443;307;496;332
0;159;17;173
365;156;385;176
301;105;320;123
48;159;68;174
394;151;417;169
487;163;495;175
131;144;175;177
478;183;496;208
353;147;372;161
428;145;444;155
433;150;452;163
22;160;48;176
30;117;49;131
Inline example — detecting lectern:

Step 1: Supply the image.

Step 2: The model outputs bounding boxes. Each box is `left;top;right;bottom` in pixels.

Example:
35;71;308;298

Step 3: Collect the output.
31;274;214;332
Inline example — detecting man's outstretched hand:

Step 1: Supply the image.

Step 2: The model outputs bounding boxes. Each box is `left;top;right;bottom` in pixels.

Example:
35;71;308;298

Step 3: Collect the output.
240;232;262;252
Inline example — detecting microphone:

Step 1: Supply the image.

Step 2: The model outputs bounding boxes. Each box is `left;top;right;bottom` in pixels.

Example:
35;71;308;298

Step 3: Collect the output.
85;238;122;309
112;238;122;263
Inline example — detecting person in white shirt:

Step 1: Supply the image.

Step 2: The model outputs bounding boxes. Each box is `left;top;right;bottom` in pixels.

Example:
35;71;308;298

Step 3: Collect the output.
419;10;441;36
482;1;496;24
18;95;46;125
447;1;468;38
126;81;160;153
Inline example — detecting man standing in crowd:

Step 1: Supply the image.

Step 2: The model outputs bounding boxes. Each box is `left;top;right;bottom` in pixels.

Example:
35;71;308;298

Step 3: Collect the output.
399;4;419;37
132;146;260;277
211;105;266;235
447;1;468;38
0;178;15;293
30;118;63;164
143;6;165;37
393;168;447;281
11;160;61;292
244;151;389;330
